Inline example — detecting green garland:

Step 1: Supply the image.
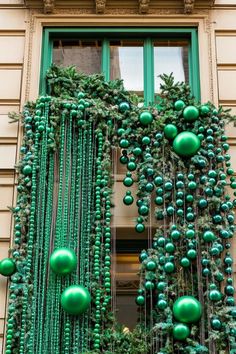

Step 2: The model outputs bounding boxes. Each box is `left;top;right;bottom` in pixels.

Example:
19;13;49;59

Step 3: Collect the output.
1;65;236;354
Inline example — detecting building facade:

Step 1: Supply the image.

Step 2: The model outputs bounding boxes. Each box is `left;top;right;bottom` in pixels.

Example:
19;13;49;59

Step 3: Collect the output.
0;0;236;351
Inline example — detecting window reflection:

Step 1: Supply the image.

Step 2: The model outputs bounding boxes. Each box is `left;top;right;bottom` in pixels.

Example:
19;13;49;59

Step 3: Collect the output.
53;39;102;75
154;41;189;93
110;40;144;95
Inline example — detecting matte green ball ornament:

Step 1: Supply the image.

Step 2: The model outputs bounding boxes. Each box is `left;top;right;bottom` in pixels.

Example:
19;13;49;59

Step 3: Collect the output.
174;100;185;111
183;106;199;122
173;132;201;157
0;258;16;276
173;296;202;323
164;124;178;140
173;323;190;341
61;285;91;315
50;248;77;275
139;111;153;125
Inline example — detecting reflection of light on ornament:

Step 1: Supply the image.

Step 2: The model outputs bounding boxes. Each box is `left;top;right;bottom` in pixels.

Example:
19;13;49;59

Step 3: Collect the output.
123;327;130;334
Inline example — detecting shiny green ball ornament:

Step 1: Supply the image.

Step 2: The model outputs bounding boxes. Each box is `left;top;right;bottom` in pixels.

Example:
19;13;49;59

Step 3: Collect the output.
173;296;202;323
123;175;133;187
136;295;145;306
173;132;200;157
145;182;154;192
203;231;216;243
173;323;190;341
139;252;148;262
50;248;77;275
180;257;190;268
119;101;130;112
146;260;157;271
164;262;175;273
211;318;222;330
0;258;16;276
119;139;129;148
157;299;168;310
174;100;185;111
164;124;178;140
133;147;142;156
139;111;153;125
61;285;91;315
123;191;134;205
127;161;136;171
198;199;208;209
183;106;199;122
135;223;145;233
145;281;155;291
154;176;163;186
22;164;32;175
165;242;175;253
209;290;222;302
138;205;149;216
142;136;151;145
187;249;197;259
200;105;210;116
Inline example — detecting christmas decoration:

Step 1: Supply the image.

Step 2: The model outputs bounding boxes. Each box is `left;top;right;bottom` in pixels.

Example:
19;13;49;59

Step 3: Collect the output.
0;258;16;276
4;67;236;354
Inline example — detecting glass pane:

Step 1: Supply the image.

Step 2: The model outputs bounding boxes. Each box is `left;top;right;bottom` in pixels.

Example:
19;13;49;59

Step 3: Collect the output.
154;41;189;93
110;40;144;95
53;39;102;75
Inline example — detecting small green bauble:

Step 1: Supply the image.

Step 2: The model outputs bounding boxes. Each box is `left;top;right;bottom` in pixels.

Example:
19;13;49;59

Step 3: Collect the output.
164;262;175;273
61;285;91;315
209;290;222;302
0;258;16;276
173;296;202;323
211;318;222;330
180;257;190;268
145;182;154;192
200;105;210;116
50;248;77;275
135;295;145;306
146;260;157;271
173;132;201;157
145;281;155;291
198;199;208;209
165;242;175;253
183;106;199;122
138;205;149;216
174;100;185;111
203;231;216;242
173;323;190;341
135;223;145;233
185;229;195;239
187;249;197;259
142;136;151;145
123;176;133;187
154;176;163;186
133;147;142;156
119;139;129;148
123;191;134;205
22;164;32;175
155;196;163;205
157;299;168;310
139;111;153;125
127;161;136;171
119;101;130;112
164;124;178;140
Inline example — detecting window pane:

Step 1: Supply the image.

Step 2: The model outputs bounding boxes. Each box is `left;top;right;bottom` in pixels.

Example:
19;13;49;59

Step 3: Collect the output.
154;41;189;93
110;40;144;95
53;39;102;75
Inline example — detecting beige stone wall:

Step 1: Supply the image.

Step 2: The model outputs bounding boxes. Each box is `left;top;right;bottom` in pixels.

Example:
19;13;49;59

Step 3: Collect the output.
0;0;236;351
0;6;28;351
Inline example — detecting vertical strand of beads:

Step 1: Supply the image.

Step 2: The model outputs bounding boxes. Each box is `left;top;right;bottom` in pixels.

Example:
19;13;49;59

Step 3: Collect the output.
92;130;104;352
18;104;41;354
29;96;49;353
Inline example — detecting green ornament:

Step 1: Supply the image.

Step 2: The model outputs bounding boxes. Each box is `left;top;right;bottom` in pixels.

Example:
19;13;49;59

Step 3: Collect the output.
200;105;210;116
155;196;163;205
138;205;149;216
180;257;190;268
127;161;136;171
183;106;199;122
22;164;32;175
119;102;130;112
157;299;168;310
0;258;16;276
145;182;154;192
164;262;175;273
123;191;134;205
211;318;222;330
198;199;208;209
154;176;163;186
142;136;151;145
133;147;142;156
164;124;178;140
61;285;91;315
173;323;190;341
139;111;153;125
173;296;202;323
187;249;197;259
117;128;125;136
174;100;185;111
146;260;157;271
123;176;133;187
145;281;154;291
165;242;175;253
209;290;222;302
135;223;145;233
136;295;145;306
119;139;129;148
120;155;128;164
203;231;216;242
173;132;200;157
50;248;77;275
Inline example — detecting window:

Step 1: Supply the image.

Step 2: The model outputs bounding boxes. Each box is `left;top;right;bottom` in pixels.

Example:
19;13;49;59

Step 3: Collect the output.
41;27;200;330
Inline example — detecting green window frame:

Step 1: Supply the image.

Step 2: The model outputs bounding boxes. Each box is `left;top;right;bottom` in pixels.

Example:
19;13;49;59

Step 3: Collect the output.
40;27;200;104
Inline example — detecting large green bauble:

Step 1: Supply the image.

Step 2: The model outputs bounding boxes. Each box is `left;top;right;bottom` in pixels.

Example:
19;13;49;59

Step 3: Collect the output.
183;106;199;121
50;248;77;275
173;296;202;323
173;132;200;157
0;258;16;276
139;111;153;125
164;124;178;140
173;323;190;340
61;285;91;315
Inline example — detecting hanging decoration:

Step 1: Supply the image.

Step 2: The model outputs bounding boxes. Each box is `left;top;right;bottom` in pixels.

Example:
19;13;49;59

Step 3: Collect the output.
1;66;236;354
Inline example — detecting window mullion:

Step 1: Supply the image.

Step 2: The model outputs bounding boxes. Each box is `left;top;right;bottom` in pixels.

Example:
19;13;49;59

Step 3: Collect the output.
144;38;154;105
102;39;110;81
